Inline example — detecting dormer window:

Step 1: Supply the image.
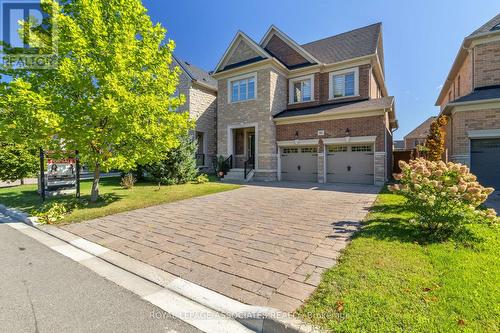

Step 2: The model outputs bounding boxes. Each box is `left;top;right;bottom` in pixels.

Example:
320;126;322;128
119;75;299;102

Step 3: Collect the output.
289;74;314;104
329;67;359;99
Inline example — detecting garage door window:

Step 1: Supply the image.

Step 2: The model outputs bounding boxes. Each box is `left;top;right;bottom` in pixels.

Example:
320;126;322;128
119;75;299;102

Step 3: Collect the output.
301;147;318;153
328;145;348;152
351;145;372;152
472;139;500;150
283;148;298;154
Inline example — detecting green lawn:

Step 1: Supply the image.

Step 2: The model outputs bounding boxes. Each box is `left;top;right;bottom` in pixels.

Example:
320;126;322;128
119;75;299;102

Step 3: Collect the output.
0;177;239;223
298;189;499;333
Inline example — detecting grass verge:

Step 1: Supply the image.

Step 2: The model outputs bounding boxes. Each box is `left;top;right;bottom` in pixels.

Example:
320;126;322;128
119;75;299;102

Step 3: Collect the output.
0;177;240;224
297;188;499;332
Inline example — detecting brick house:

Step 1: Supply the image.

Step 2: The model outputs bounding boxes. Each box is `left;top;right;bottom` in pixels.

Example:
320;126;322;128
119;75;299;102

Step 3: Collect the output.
403;116;437;150
212;23;398;184
173;56;218;171
435;14;500;189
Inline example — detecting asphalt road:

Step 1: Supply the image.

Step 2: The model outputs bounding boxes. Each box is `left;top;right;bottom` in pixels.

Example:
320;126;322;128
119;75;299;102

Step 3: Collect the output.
0;223;201;333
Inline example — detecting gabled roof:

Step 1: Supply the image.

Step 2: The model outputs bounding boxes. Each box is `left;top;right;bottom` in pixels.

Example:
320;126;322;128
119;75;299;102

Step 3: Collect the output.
214;31;272;73
173;55;217;90
301;23;382;64
404;116;436;140
260;25;320;65
436;13;500;105
214;23;383;74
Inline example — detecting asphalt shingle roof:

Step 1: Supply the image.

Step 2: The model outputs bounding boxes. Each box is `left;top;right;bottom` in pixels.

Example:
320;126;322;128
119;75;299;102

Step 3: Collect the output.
174;56;217;89
470;13;500;36
301;23;381;64
274;96;394;119
453;85;500;103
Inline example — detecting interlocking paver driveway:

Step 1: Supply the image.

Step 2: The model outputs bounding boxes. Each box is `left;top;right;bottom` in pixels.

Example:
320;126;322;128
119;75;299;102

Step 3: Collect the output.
62;182;379;312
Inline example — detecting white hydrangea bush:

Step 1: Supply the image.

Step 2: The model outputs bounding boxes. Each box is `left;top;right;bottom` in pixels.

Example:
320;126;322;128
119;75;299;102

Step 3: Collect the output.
389;158;497;234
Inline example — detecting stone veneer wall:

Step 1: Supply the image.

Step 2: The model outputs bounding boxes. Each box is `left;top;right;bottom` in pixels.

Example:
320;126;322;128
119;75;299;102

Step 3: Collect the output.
449;108;500;164
217;66;288;181
189;83;217;171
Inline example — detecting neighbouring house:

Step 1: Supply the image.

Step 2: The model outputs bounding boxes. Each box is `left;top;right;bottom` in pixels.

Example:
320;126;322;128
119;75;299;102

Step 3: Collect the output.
173;56;218;171
435;13;500;189
403;116;436;150
393;140;405;151
212;23;398;184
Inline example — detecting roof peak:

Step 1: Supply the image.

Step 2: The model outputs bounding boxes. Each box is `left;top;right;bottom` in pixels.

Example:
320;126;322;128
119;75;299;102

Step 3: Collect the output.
469;13;500;37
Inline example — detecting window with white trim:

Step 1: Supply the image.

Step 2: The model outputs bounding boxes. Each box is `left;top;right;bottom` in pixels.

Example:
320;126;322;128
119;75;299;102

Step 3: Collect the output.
230;75;256;103
289;75;314;103
329;68;359;99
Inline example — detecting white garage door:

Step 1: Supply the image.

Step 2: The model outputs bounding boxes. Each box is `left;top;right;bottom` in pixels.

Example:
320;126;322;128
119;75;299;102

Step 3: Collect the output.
326;144;374;184
281;147;318;182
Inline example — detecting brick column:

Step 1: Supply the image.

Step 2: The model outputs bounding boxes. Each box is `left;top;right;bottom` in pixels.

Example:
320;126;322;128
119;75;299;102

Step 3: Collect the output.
317;139;326;184
374;152;386;185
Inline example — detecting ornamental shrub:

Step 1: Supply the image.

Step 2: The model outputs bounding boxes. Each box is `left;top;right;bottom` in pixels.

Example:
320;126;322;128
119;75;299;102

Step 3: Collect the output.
120;173;137;189
389;158;497;235
145;134;198;187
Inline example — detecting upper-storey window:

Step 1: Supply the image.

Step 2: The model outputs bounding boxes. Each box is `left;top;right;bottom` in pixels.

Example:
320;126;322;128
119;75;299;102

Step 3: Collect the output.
329;67;359;99
229;73;256;103
289;74;314;104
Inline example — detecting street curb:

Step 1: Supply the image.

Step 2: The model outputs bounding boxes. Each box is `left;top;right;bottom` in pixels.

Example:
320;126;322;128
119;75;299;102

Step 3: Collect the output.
35;224;323;333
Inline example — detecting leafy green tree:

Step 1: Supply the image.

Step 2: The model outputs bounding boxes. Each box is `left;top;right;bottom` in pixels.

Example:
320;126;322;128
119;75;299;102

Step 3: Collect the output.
0;142;38;184
0;0;191;201
146;133;198;188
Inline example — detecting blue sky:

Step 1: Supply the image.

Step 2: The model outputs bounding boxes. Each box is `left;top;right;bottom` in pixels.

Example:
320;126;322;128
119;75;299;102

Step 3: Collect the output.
142;0;500;139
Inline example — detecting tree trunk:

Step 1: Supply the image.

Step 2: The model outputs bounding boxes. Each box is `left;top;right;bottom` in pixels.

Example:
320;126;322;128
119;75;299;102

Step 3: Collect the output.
20;178;24;185
91;164;100;202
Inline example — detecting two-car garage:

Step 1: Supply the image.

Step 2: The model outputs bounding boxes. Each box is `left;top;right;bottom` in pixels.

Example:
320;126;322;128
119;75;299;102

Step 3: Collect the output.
280;143;375;184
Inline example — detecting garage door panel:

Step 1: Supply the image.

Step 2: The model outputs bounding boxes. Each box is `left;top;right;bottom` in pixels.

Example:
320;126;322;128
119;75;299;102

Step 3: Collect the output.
281;147;318;182
471;138;500;189
326;144;374;184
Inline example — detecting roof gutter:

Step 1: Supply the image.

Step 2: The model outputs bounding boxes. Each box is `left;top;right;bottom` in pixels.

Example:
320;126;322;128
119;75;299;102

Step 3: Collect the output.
191;79;218;92
440;96;500;116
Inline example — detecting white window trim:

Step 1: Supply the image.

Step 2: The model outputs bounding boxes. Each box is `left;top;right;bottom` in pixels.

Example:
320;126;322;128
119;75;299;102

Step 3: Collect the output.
329;67;359;100
288;74;315;104
227;72;257;104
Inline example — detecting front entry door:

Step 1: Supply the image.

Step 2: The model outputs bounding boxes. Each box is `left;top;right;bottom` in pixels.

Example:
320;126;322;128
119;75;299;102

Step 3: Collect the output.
247;133;255;163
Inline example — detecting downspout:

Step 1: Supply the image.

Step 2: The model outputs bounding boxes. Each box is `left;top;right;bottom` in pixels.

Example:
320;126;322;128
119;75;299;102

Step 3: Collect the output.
384;110;388;182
